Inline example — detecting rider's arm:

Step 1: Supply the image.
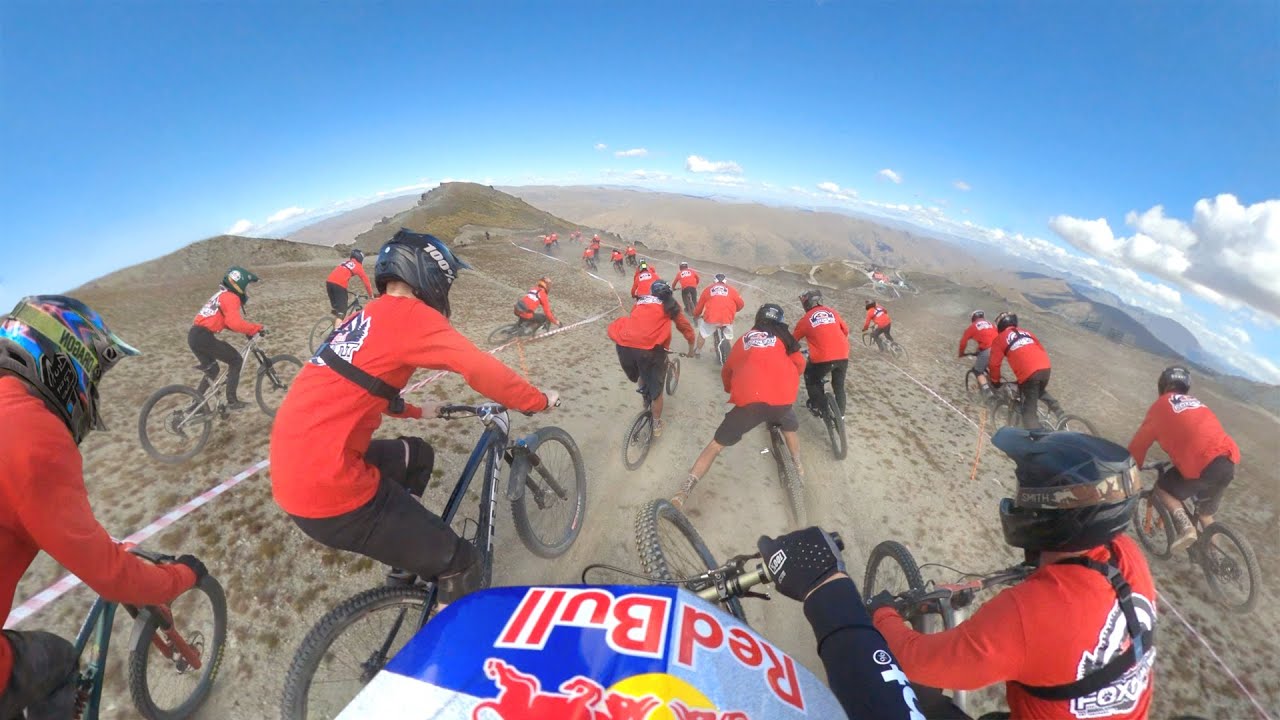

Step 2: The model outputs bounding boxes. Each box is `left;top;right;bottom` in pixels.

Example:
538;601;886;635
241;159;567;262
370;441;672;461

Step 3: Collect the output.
353;263;374;296
673;310;696;346
805;577;921;720
862;308;873;332
838;314;850;338
788;349;806;375
539;292;559;325
1126;401;1161;468
987;335;1006;384
872;588;1027;691
219;292;264;337
732;287;744;311
693;291;707;319
408;316;549;413
958;327;974;356
793;316;810;342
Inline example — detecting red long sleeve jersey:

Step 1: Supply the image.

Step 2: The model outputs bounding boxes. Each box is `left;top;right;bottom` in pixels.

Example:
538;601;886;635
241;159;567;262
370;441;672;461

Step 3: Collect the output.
270;296;548;519
610;251;624;262
721;330;806;406
958;319;998;355
192;288;263;336
0;378;196;695
693;283;744;325
873;535;1156;719
793;305;850;362
862;305;891;331
674;269;700;289
988;327;1051;384
607;296;694;351
326;259;374;297
515;287;558;325
631;269;659;298
1128;392;1240;479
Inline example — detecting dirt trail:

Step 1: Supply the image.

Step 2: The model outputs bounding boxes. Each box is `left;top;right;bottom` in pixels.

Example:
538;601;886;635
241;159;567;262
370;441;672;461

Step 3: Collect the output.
11;234;1276;718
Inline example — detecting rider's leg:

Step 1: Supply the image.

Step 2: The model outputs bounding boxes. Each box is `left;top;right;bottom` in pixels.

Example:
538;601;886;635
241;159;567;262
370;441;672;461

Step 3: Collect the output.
872;326;886;351
1018;372;1049;429
1038;369;1064;415
883;324;894;344
208;336;245;404
1154;466;1199;550
327;282;349;330
974;349;992;394
830;359;849;416
188;326;220;396
646;353;666;433
802;361;826;413
1193;456;1235;529
0;630;78;720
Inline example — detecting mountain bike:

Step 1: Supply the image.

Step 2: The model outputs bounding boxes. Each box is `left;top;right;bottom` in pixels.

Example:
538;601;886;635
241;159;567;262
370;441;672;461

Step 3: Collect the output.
863;540;1034;714
863;330;906;359
613;259;625;275
960;351;989;397
281;403;586;719
681;287;697;316
584;255;598;271
809;375;847;461
138;334;302;463
626;254;638;267
1132;461;1259;613
767;420;807;527
486;318;553;346
710;325;732;366
621;351;682;470
310;295;368;355
987;382;1097;435
66;548;227;720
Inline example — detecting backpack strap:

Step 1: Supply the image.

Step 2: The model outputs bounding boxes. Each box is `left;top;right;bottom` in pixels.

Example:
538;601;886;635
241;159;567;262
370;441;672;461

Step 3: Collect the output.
318;346;405;414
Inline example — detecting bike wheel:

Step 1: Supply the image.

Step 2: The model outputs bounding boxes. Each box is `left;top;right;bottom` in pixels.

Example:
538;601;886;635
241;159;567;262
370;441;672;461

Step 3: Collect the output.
511;427;587;558
771;429;808;528
889;342;907;360
863;540;928;632
665;357;680;395
1132;492;1174;559
309;316;336;356
256;355;303;417
128;576;228;720
965;370;981;397
1199;523;1260;613
1055;414;1098;435
138;385;214;464
716;336;730;366
635;499;746;622
621;411;654;471
824;392;848;460
487;324;519;346
282;586;433;720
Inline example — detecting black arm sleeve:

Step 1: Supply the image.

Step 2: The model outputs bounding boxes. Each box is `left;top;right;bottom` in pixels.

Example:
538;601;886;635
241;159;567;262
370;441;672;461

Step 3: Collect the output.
804;577;923;720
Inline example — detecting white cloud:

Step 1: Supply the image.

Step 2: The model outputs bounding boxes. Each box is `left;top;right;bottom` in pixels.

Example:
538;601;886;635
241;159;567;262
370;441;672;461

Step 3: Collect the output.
615;148;648;158
685;155;743;174
816;181;857;201
710;174;746;186
226;219;254;235
1224;326;1251;345
594;142;607;151
954;180;972;192
265;206;307;224
878;168;903;184
817;181;841;193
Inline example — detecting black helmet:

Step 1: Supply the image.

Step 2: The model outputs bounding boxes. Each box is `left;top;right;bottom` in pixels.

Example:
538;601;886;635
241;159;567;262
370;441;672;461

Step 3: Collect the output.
970;310;985;322
864;299;876;310
756;303;784;325
350;249;365;263
800;290;823;311
649;280;673;300
996;312;1018;332
714;273;726;283
1157;366;1191;396
374;229;469;317
992;429;1140;553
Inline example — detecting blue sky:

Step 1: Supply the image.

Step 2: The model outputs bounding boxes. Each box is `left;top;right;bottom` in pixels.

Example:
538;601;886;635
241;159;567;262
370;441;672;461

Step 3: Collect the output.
2;1;1277;380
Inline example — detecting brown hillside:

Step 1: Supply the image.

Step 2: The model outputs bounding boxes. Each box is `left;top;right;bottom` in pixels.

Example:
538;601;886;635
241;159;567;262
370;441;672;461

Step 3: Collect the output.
74;235;337;291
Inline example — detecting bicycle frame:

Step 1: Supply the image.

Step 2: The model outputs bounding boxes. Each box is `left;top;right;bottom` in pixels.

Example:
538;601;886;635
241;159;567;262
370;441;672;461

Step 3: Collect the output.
70;597;117;719
184;337;268;416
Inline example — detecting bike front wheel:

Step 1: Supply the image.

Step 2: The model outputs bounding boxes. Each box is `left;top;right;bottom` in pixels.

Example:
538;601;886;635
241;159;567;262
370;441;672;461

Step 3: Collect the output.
824;391;848;460
965;369;982;397
138;385;214;464
511;427;588;559
665;357;680;395
487;324;520;346
621;410;654;471
128;576;228;720
770;428;808;528
256;355;303;416
282;586;434;720
635;499;746;622
889;342;907;360
1055;414;1098;435
1132;492;1174;559
1199;523;1260;613
309;316;337;356
863;540;928;632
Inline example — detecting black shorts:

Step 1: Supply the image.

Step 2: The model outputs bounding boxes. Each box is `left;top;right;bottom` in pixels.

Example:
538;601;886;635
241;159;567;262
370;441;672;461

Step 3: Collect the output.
1156;455;1235;516
326;282;349;316
615;345;666;403
713;403;799;446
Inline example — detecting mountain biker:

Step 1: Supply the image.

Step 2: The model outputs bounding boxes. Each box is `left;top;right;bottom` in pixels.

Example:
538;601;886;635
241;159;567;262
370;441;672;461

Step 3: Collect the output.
674;262;700;312
988;312;1063;429
610;248;624;270
958;310;998;396
513;277;561;333
625;244;638;265
589;235;601;254
190;266;264;411
631;261;660;298
270;229;559;603
0;296;204;720
581;245;597;269
542;234;555;253
794;290;851;418
1127;366;1240;551
692;273;745;357
673;304;805;508
607;280;694;439
326;249;374;328
869;429;1156;719
862;300;895;351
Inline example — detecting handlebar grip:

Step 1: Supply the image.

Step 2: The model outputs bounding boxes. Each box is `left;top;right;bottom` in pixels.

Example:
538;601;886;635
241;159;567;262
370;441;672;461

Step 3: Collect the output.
829;531;845;552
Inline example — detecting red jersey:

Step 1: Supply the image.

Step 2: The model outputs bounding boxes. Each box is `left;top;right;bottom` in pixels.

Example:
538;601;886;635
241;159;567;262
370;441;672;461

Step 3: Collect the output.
515;286;558;325
674;268;700;289
862;305;891;331
693;282;745;325
607;296;694;351
625;246;637;256
192;288;263;336
582;247;596;259
989;326;1051;384
326;259;374;296
0;377;196;695
631;269;659;298
793;305;850;362
271;296;548;519
1128;392;1240;479
543;235;554;246
721;330;806;406
874;535;1156;719
958;319;998;355
611;251;624;262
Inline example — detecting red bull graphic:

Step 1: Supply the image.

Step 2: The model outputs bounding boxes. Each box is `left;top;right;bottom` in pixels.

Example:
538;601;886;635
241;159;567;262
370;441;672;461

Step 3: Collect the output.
474;659;661;720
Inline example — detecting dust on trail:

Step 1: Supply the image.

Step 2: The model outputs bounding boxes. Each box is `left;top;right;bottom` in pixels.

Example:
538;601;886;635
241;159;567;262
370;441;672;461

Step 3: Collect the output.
13;233;1276;718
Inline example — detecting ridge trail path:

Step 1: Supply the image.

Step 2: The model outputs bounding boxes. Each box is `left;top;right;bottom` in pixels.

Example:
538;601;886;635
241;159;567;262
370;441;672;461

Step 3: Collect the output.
10;233;1276;718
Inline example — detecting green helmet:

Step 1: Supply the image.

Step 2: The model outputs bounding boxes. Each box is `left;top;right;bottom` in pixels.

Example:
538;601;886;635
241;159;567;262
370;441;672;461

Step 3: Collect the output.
222;267;259;298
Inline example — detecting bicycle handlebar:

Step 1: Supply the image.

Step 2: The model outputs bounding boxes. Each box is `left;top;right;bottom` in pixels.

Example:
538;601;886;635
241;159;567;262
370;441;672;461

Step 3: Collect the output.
693;533;845;604
439;403;508;419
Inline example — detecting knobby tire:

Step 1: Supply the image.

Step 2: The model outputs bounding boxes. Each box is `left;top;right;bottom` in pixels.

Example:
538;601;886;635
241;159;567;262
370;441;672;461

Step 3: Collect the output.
138;385;213;464
256;355;303;417
127;576;228;720
824;391;847;460
1200;523;1260;614
510;427;587;559
635;499;746;622
863;541;928;632
622;411;653;471
1132;492;1174;560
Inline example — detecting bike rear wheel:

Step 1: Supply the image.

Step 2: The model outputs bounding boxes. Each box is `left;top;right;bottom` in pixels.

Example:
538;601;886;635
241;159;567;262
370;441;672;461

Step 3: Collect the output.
1199;523;1260;613
635;499;746;622
127;576;227;720
965;369;982;397
511;427;587;558
665;357;680;395
282;586;434;720
715;333;730;366
1132;492;1174;559
621;410;654;470
138;385;214;463
863;540;928;632
770;427;808;528
889;342;907;360
256;355;303;416
487;324;520;346
309;316;337;356
1055;413;1098;435
823;391;847;460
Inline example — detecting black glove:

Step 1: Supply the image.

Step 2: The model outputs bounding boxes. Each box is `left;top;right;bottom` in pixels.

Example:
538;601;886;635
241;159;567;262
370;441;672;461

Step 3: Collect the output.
866;590;903;616
757;527;845;602
173;554;208;582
